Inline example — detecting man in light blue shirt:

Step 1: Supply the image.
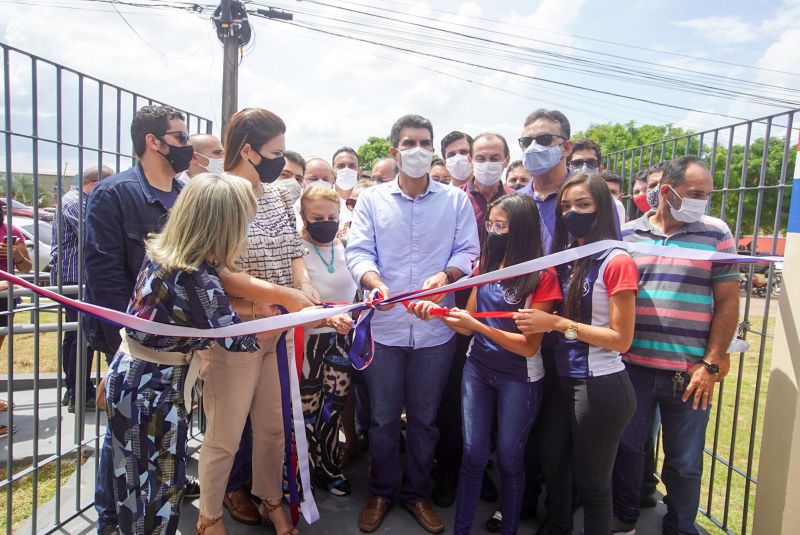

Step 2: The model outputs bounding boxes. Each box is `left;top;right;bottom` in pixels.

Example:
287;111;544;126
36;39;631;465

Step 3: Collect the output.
347;114;480;534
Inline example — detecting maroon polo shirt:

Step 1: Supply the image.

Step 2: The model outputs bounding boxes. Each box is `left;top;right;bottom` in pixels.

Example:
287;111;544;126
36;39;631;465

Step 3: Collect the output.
459;179;516;244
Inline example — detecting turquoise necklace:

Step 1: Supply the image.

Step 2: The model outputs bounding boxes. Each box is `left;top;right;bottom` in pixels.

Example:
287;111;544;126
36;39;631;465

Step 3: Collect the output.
313;243;335;273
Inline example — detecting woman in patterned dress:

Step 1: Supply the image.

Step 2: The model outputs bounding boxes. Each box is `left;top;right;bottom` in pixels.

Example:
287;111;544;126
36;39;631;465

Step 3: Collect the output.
104;172;302;534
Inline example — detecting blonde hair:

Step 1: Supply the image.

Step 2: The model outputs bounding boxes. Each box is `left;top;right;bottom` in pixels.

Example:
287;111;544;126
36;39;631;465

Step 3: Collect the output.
300;184;341;216
145;172;257;272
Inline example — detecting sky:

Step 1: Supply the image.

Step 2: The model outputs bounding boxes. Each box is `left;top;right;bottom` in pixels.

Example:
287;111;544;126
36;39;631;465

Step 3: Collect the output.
2;0;800;174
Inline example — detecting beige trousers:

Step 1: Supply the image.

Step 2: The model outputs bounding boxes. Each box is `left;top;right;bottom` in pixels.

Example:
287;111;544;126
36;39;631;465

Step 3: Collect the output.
198;335;285;518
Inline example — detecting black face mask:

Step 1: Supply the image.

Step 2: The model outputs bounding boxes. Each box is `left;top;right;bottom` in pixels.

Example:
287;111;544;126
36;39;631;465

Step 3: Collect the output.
562;210;596;238
486;232;509;270
158;139;194;174
511;183;526;191
250;153;286;184
306;220;339;244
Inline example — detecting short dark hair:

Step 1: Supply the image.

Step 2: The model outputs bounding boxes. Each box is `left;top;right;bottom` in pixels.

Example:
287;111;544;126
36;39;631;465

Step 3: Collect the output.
390;114;434;148
659;156;707;188
284;150;306;174
131;105;185;157
332;146;359;166
473;132;510;158
523;109;571;139
600;171;623;189
570;138;602;162
440;130;473;157
507;160;525;173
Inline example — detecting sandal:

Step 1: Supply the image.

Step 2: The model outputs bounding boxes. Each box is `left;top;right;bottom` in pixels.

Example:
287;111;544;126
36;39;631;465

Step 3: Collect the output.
0;399;15;411
259;498;299;535
195;514;222;535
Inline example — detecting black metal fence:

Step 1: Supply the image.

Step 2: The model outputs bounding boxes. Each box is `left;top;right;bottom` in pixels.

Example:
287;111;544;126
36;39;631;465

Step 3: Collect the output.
0;41;211;534
605;108;796;535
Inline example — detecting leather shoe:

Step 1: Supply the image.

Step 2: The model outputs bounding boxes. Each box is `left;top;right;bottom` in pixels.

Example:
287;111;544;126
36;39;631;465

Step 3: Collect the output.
403;499;444;534
223;489;261;525
359;495;391;533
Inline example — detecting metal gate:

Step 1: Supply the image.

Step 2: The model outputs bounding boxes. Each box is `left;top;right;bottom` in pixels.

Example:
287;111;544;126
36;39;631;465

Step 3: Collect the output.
0;41;212;534
604;108;796;535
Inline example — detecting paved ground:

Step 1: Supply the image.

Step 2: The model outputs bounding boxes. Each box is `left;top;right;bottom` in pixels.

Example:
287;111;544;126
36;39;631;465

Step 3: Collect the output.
4;386;708;534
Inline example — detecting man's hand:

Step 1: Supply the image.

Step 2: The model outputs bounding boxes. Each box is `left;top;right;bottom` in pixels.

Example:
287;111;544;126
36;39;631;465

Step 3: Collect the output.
421;271;449;305
682;363;717;411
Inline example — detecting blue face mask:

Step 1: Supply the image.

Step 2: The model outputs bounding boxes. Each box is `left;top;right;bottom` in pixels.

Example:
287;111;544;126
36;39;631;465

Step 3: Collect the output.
523;143;563;176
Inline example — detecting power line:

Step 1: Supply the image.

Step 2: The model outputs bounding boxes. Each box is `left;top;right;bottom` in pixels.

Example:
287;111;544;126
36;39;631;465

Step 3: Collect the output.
251;0;800;111
262;16;755;122
323;0;800;78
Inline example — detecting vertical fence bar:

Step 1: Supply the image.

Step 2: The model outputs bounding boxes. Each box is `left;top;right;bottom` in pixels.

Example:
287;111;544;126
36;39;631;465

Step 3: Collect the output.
3;44;14;535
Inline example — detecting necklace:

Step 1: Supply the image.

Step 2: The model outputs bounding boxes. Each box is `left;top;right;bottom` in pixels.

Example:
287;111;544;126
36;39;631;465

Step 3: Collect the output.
313;243;335;273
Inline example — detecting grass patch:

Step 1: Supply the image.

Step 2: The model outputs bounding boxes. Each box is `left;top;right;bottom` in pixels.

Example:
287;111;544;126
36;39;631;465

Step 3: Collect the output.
0;451;89;532
0;303;106;375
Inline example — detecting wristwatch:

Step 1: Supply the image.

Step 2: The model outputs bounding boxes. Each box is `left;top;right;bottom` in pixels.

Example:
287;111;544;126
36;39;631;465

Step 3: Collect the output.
698;359;720;374
563;321;579;341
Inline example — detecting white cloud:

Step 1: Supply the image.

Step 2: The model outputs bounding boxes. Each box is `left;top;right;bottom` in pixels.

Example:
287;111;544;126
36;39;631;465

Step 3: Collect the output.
673;16;760;45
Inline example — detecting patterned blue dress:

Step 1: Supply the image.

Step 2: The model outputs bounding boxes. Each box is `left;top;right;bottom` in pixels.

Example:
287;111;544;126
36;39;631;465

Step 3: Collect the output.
104;260;258;535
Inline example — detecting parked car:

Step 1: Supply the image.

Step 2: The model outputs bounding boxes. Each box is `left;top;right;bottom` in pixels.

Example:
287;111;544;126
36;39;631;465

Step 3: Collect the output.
11;216;52;272
0;198;54;222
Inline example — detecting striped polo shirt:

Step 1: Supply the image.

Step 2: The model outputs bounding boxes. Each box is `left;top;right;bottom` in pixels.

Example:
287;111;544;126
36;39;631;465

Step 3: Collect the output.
621;212;738;371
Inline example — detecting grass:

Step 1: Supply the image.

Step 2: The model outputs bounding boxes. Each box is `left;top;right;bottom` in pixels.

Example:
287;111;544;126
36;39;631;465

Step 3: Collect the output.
652;301;775;535
0;451;89;532
0;304;107;376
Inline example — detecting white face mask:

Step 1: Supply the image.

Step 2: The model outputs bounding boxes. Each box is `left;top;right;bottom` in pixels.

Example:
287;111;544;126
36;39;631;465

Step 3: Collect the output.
199;155;225;175
473;161;504;186
305;179;334;191
398;147;434;179
666;185;707;223
445;153;472;181
335;167;359;190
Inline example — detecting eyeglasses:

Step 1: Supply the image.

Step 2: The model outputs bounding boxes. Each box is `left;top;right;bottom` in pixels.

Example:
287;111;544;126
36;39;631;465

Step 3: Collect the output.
568;159;599;170
518;134;566;150
345;198;357;211
485;221;509;234
162;130;190;144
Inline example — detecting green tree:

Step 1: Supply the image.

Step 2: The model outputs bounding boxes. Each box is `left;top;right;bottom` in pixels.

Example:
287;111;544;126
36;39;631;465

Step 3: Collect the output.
357;136;392;173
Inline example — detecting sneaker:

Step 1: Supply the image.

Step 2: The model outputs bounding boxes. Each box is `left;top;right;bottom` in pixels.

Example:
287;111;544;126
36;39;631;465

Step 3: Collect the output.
183;475;201;500
485;509;502;533
328;478;352;497
610;517;636;534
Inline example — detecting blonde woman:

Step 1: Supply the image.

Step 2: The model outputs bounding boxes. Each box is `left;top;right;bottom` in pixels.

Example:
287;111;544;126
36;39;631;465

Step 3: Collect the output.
298;185;355;496
104;173;292;535
198;108;320;535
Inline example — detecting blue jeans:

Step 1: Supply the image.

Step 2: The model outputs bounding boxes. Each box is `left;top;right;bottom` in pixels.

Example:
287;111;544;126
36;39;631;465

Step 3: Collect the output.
364;339;455;502
613;363;711;534
454;359;542;535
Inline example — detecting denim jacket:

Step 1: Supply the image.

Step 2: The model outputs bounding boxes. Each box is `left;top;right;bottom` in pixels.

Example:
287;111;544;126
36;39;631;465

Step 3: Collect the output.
83;163;183;354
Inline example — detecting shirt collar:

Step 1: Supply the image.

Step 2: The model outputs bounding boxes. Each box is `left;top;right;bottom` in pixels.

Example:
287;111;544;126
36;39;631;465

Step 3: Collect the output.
388;174;440;199
135;163;184;205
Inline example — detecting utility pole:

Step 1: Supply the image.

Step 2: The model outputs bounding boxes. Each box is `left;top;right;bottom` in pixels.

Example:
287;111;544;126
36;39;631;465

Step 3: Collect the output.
213;0;251;140
212;2;292;140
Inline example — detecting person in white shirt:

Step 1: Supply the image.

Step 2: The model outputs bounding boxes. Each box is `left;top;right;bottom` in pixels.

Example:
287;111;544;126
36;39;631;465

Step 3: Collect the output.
298;185;356;497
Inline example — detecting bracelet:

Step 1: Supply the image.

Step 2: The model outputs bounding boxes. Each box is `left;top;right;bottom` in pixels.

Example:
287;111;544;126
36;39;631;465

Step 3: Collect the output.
251;301;257;321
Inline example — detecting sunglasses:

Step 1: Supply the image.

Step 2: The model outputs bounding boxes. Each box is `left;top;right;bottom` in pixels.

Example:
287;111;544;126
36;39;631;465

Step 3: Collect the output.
568;158;599;170
345;198;357;210
161;130;190;144
518;134;565;150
